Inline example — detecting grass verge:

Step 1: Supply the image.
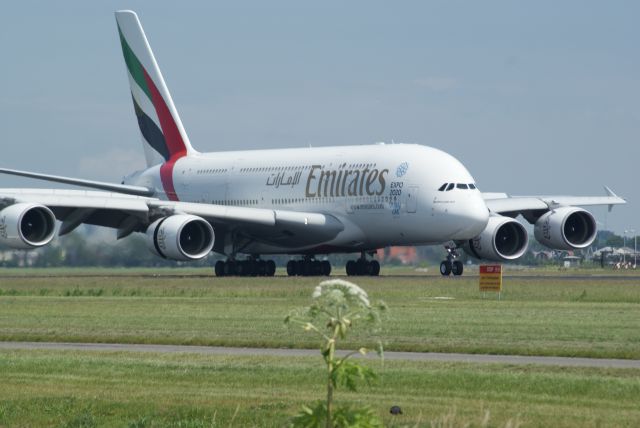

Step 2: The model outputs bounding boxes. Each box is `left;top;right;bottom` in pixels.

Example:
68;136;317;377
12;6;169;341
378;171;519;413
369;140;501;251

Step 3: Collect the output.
0;349;639;427
0;274;639;358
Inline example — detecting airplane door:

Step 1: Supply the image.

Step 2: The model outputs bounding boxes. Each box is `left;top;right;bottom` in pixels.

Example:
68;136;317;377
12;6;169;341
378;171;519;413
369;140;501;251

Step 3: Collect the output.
405;185;418;213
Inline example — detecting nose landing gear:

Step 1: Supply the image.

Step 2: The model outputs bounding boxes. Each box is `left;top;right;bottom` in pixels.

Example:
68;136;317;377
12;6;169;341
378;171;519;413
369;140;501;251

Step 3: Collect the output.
440;245;464;276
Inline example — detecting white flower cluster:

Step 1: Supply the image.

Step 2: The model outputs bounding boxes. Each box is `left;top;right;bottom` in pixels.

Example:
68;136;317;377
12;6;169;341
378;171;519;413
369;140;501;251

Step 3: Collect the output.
312;279;371;308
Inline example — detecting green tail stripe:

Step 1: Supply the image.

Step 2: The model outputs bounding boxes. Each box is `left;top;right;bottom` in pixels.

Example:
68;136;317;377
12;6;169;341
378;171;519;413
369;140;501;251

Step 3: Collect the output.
118;25;152;101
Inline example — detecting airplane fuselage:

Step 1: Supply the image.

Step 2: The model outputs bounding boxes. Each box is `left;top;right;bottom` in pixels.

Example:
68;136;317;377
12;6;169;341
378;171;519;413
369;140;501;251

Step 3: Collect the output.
126;143;490;254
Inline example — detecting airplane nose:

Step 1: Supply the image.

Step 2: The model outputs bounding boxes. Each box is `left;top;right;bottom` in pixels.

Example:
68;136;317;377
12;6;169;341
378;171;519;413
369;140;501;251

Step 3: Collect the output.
451;194;490;239
470;200;490;233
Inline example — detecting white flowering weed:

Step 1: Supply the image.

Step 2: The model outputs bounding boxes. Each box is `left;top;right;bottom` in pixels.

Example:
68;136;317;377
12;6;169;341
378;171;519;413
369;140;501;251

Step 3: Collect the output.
312;279;371;308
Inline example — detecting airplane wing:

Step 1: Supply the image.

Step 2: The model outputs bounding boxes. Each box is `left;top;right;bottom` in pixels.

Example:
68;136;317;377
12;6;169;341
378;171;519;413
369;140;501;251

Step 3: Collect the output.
0;189;344;252
0;167;154;197
483;186;626;223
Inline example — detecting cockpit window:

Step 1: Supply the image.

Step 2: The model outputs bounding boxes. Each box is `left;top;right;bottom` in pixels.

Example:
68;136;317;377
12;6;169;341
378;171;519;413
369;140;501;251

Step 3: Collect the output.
468;183;476;189
456;183;468;189
446;183;455;191
438;183;448;191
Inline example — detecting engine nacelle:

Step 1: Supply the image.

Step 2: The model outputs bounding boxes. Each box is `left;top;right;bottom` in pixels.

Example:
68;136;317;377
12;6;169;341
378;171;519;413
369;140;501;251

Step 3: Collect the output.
146;215;215;261
534;207;596;250
0;203;56;249
463;215;529;261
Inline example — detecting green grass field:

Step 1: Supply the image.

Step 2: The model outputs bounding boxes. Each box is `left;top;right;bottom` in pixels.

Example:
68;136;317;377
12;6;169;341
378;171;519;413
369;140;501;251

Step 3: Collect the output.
0;349;639;427
1;268;639;426
0;270;639;358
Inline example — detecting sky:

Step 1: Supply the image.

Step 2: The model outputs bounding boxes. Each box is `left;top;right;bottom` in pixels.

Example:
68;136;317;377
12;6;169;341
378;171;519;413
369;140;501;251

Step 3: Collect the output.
1;1;638;235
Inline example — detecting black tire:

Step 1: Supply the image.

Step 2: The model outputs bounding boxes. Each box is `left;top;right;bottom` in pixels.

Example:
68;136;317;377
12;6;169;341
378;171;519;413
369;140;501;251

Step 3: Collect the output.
370;260;380;276
321;260;331;276
440;261;452;276
286;260;296;276
248;261;256;276
452;260;464;276
214;261;225;277
295;260;304;276
257;260;267;276
224;261;235;276
266;260;276;276
236;261;246;276
365;261;374;276
309;261;317;276
356;259;367;276
302;261;311;277
346;260;356;276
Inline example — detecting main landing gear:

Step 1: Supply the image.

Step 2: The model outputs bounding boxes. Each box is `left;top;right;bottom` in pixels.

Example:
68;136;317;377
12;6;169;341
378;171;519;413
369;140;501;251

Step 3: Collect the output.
215;258;276;277
286;256;332;276
346;252;380;276
439;245;464;276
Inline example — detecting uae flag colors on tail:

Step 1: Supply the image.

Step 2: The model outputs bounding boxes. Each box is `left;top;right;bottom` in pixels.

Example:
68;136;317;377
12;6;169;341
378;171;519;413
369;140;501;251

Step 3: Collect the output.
115;10;195;201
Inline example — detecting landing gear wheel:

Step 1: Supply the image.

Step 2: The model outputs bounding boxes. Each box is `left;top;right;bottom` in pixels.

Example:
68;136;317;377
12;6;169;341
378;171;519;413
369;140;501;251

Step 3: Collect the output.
214;261;225;277
235;261;246;276
249;261;258;276
346;257;381;276
224;261;235;276
321;260;331;276
257;260;267;276
442;244;464;277
440;261;452;276
313;260;322;276
286;258;331;276
346;260;356;276
452;260;464;276
370;260;380;276
216;258;276;277
266;260;276;277
286;260;296;276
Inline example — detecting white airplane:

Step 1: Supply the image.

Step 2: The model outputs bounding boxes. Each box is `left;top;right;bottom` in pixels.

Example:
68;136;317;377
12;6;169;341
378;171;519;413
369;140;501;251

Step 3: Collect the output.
0;11;626;277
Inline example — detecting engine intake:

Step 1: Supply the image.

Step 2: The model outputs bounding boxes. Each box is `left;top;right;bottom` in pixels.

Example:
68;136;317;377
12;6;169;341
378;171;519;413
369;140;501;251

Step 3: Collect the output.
463;215;529;261
146;214;214;261
0;203;56;249
534;207;596;250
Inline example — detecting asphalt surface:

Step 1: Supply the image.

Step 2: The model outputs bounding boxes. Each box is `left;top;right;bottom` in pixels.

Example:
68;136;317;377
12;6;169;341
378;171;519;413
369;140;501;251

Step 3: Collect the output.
1;341;639;369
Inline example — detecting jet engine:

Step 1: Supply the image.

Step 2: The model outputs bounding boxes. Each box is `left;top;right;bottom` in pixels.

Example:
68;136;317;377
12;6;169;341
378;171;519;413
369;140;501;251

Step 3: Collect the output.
463;215;529;261
146;215;215;261
0;203;56;249
534;207;596;250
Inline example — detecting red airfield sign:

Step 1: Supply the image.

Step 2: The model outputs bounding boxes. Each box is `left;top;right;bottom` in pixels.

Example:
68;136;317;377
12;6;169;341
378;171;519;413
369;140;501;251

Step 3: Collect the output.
479;264;502;292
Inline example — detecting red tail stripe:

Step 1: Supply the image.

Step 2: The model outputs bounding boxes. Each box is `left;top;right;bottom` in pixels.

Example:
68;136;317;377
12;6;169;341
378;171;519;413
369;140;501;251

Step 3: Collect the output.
142;69;187;158
160;160;180;201
142;68;185;201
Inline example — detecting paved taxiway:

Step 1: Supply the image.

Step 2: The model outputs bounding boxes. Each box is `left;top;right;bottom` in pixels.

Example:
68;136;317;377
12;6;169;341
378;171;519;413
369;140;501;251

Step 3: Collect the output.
1;341;639;369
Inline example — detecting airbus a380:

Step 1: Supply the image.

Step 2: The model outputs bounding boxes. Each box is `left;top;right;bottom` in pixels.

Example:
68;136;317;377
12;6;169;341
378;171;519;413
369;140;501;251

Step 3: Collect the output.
0;11;626;277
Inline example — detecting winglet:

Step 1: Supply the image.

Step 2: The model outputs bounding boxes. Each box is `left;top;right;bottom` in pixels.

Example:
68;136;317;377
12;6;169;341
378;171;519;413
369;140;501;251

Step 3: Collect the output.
604;185;617;198
604;185;623;212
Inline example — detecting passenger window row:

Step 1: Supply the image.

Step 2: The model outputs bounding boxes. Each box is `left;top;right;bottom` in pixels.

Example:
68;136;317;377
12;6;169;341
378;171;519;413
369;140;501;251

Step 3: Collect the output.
197;169;227;174
240;166;318;173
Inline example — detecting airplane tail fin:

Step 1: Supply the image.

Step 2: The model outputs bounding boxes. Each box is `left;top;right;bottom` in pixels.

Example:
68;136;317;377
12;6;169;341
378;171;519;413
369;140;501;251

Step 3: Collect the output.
115;10;196;168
